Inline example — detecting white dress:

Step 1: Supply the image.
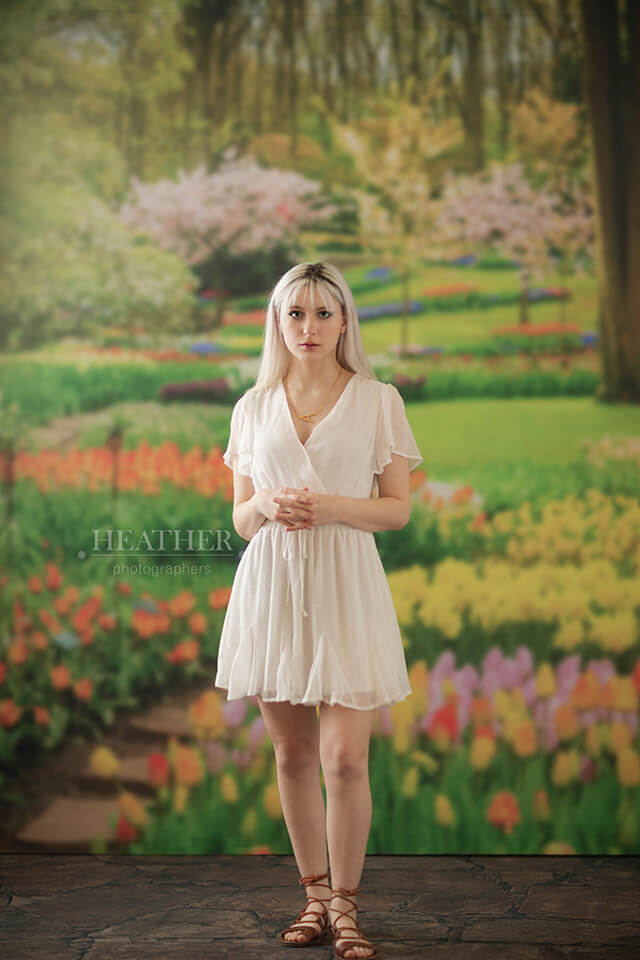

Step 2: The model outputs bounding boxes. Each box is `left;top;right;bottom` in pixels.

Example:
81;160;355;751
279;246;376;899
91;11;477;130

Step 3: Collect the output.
213;372;423;711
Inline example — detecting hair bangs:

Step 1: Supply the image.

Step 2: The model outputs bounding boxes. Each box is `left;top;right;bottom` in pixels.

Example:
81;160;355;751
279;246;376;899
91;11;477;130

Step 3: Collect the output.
279;273;343;320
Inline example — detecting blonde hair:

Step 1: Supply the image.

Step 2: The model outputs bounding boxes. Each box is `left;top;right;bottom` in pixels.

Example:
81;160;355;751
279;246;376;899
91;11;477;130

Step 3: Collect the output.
247;261;379;395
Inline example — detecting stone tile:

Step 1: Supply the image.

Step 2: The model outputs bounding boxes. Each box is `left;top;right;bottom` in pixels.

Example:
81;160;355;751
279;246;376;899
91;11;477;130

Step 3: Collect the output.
461;917;640;945
520;885;639;923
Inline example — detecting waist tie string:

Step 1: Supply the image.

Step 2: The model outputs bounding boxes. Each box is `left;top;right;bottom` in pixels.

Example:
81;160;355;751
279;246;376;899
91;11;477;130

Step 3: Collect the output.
282;528;309;618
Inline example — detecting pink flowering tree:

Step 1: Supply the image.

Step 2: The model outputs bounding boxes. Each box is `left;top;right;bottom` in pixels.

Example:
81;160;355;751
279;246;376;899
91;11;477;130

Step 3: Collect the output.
119;147;338;326
435;163;594;325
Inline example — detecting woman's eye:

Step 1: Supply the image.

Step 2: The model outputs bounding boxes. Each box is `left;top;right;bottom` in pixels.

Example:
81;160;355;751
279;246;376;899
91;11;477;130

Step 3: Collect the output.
289;311;330;318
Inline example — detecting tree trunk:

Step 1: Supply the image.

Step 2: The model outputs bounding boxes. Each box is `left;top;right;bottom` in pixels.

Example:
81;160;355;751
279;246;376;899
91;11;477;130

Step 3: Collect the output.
401;268;410;354
580;0;640;403
464;0;485;171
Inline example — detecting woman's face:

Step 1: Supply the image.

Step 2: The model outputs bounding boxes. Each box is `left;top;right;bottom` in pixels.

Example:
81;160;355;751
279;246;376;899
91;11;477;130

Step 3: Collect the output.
278;285;346;361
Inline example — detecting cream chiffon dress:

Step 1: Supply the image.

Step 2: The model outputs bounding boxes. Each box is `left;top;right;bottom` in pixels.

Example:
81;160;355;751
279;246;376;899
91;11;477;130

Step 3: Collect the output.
213;372;423;711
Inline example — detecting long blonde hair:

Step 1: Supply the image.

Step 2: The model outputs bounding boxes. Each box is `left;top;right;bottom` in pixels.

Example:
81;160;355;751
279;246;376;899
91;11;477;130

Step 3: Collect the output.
247;261;379;395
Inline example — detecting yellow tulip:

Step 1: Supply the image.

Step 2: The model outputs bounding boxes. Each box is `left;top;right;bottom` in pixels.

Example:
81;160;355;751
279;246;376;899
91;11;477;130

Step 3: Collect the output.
610;721;633;753
536;663;556;698
616;747;640;788
119;790;149;828
410;749;438;773
89;745;120;779
469;735;495;771
551;748;579;786
402;766;419;797
434;793;454;827
220;772;238;804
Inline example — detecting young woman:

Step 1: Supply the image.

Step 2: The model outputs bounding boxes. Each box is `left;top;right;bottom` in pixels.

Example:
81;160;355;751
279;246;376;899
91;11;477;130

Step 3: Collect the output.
215;261;422;959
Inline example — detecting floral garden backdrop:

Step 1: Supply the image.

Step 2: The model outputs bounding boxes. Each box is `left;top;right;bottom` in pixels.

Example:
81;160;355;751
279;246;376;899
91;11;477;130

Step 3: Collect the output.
0;0;638;855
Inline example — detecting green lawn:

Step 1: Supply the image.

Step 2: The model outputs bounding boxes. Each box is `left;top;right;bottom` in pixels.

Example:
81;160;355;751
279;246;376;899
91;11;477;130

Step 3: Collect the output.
406;395;639;470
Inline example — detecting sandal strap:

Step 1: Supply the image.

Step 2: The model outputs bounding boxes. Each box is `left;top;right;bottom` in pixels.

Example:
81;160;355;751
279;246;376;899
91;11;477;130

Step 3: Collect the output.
299;870;330;886
299;871;331;907
330;885;375;954
330;885;361;924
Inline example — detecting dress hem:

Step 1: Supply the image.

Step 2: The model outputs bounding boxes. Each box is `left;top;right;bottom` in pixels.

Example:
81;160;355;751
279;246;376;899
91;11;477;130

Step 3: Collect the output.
213;683;412;711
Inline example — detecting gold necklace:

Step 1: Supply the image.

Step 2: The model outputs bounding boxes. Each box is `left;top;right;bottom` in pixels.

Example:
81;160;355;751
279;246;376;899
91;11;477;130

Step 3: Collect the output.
285;368;345;422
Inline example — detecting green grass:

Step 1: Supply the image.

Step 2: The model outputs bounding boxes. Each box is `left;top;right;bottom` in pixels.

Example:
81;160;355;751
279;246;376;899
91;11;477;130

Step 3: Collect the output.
406;394;639;472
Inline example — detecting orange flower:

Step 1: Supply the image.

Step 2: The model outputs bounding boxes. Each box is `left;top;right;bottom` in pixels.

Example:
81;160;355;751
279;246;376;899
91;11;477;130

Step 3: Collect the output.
470;696;493;727
174;744;204;787
31;630;49;652
209;586;232;610
98;613;116;631
188;611;207;635
8;637;29;665
54;595;73;616
170;590;196;617
0;662;6;685
570;671;600;710
165;639;199;664
46;563;63;591
513;719;537;757
33;705;50;727
554;702;579;741
487;790;520;834
74;677;93;701
117;581;132;595
131;609;158;638
0;699;23;728
189;690;225;739
51;664;72;690
28;575;43;594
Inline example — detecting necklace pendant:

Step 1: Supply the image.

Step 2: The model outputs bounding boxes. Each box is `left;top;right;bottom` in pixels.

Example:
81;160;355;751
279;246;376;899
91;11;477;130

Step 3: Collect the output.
298;413;316;422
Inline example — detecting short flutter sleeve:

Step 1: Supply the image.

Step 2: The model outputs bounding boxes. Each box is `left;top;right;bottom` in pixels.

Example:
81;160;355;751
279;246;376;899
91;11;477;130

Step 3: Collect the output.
373;383;423;475
222;394;253;477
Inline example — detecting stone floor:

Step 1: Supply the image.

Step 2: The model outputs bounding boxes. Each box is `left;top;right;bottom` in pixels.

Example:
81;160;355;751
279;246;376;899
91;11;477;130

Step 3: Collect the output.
1;854;638;959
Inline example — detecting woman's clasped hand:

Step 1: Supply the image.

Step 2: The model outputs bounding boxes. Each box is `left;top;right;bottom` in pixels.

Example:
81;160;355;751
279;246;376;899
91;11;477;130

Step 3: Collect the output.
256;486;335;530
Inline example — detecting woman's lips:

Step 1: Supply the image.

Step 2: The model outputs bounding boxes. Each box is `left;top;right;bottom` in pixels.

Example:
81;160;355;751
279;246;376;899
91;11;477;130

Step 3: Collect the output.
300;343;319;348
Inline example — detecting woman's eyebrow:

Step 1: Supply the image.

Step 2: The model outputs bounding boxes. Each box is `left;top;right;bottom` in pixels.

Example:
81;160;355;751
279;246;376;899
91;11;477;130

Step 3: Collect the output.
289;305;332;311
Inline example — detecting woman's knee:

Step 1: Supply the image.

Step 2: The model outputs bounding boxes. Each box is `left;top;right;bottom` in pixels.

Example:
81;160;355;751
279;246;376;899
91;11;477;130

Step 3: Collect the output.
321;745;369;782
257;697;319;774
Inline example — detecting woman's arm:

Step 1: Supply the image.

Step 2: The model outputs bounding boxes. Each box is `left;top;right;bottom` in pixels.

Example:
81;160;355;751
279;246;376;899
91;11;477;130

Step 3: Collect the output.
229;463;265;541
274;454;412;533
331;453;411;532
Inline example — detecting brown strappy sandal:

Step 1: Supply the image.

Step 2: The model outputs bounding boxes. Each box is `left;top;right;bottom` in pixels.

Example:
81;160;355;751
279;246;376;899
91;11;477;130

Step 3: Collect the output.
330;885;378;959
277;870;332;947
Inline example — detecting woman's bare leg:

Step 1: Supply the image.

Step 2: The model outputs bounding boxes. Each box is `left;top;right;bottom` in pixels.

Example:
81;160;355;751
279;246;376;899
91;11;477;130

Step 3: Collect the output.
256;696;329;943
319;702;377;960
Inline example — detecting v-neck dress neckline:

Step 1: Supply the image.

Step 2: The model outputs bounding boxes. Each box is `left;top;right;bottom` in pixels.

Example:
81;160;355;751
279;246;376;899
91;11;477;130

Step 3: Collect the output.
281;371;358;450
